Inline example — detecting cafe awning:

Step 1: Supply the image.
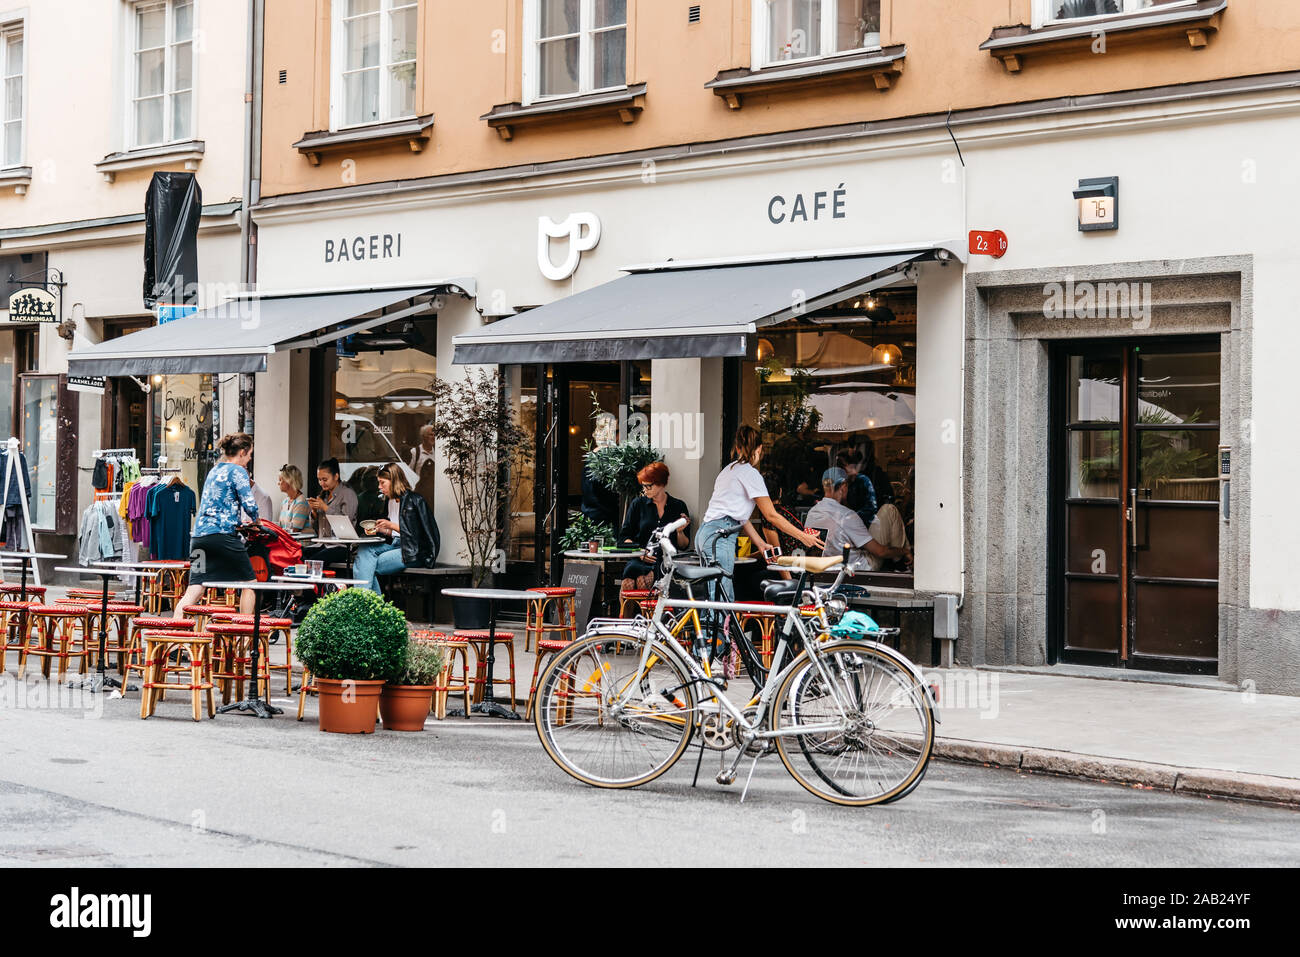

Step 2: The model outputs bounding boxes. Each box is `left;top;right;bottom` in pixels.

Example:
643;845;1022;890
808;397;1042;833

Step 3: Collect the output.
67;283;468;376
452;248;949;365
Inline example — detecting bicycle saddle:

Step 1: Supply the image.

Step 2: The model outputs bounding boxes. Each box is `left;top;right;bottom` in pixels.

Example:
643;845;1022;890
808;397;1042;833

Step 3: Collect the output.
763;583;800;604
673;564;726;582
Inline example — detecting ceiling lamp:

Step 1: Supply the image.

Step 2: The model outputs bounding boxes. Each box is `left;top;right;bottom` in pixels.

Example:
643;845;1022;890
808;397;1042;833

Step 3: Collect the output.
872;343;903;367
756;338;775;361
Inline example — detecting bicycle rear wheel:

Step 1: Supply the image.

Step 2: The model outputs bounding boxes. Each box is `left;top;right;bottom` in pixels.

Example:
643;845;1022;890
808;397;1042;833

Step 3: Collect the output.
772;641;934;806
534;632;698;789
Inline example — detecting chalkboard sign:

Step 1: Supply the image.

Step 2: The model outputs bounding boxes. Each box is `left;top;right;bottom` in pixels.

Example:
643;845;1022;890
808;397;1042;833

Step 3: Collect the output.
561;560;603;633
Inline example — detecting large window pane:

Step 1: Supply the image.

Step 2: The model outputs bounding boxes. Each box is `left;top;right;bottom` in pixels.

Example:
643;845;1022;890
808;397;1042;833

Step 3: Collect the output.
344;69;380;124
171;90;192;139
22;377;58;529
767;0;822;62
173;0;193;40
173;40;193;91
347;0;380;15
592;27;625;89
538;36;579;96
5;34;21;74
388;63;416;118
594;0;627;28
3;120;18;166
345;14;380;70
539;0;580;38
1069;430;1120;499
389;4;418;63
137;4;166;49
1069;354;1121;423
137;48;165;97
835;0;880;51
1052;0;1119;18
1138;350;1219;425
4;76;20;122
135;97;164;145
1139;430;1218;501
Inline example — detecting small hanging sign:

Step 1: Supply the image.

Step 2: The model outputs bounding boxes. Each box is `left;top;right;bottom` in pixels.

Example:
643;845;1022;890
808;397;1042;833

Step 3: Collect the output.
7;287;58;323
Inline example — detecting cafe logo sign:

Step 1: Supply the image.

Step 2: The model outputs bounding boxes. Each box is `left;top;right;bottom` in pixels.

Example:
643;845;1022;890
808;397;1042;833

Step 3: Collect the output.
7;287;57;323
538;212;601;281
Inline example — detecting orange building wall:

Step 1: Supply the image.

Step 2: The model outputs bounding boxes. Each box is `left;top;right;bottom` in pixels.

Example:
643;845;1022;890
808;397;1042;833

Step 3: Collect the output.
259;0;1300;198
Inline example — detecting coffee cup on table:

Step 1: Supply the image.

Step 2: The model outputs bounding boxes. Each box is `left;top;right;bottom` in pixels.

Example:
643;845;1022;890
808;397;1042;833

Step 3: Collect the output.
588;540;600;554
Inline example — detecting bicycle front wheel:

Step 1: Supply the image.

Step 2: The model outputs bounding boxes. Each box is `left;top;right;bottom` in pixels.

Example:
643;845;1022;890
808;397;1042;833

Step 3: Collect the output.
772;641;934;806
534;632;698;789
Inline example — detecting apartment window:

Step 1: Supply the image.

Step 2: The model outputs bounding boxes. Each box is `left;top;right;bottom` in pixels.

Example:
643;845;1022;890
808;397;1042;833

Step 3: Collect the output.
333;0;418;128
527;0;627;102
2;23;22;168
1036;0;1188;25
132;0;195;148
754;0;881;68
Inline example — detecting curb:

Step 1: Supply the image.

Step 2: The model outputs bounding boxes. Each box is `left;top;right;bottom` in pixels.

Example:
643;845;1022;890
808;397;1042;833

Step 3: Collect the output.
933;737;1300;808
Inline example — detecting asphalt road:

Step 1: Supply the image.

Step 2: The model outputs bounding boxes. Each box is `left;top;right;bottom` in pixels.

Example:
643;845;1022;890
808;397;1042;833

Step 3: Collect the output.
1;683;1296;867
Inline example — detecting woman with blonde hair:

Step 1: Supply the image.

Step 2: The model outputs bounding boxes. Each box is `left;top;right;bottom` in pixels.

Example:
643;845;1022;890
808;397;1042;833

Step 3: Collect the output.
277;464;310;532
352;462;441;594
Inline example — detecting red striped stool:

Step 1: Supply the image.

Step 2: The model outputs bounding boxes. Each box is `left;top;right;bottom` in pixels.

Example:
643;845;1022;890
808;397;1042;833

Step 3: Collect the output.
618;588;655;618
454;629;517;712
525;638;572;721
121;616;198;696
138;631;214;721
216;615;294;694
412;630;471;720
181;603;242;631
207;622;270;704
523;586;577;653
739;601;779;669
0;583;46;602
201;587;239;607
18;605;91;680
0;599;35;666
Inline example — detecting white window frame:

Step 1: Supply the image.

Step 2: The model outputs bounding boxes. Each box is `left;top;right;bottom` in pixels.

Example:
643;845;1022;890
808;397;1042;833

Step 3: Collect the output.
1032;0;1195;29
126;0;197;150
522;0;628;106
1;18;24;169
329;0;419;131
751;0;882;71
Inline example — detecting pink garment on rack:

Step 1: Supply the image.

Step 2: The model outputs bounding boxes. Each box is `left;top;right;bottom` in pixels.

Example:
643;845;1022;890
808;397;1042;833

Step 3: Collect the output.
127;482;151;547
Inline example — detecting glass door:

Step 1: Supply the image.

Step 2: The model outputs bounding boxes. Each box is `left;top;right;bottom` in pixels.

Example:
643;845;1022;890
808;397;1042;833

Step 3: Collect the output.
1054;339;1220;673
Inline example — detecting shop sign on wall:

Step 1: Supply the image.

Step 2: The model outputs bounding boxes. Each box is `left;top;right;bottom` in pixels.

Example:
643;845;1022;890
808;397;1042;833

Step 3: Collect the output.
538;212;601;281
68;375;107;396
766;184;848;225
7;287;57;322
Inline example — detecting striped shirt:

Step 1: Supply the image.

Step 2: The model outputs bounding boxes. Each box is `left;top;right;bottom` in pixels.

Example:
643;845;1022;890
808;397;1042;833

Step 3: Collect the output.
279;493;311;533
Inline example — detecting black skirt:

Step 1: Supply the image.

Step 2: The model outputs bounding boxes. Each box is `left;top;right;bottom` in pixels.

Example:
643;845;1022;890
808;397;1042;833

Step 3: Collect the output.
189;532;255;584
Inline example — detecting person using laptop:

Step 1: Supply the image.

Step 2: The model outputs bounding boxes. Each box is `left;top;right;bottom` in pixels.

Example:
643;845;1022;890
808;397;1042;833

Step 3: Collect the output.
303;457;359;568
804;467;911;571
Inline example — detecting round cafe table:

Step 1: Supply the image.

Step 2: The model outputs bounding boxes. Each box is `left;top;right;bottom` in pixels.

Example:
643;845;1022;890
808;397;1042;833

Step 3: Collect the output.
442;587;546;720
55;565;155;693
561;550;643;617
0;551;67;601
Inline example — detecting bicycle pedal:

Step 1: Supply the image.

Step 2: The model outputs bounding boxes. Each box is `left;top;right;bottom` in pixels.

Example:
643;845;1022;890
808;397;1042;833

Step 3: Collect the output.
716;770;736;786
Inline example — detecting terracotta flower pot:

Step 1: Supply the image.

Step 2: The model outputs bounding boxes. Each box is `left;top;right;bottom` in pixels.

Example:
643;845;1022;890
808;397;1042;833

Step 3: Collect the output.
315;677;386;734
379;684;435;731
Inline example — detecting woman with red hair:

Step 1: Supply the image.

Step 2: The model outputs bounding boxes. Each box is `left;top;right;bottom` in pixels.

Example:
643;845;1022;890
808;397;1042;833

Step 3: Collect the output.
618;461;690;592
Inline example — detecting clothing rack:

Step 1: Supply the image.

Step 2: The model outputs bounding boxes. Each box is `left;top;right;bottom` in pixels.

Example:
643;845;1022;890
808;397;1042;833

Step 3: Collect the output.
93;491;119;501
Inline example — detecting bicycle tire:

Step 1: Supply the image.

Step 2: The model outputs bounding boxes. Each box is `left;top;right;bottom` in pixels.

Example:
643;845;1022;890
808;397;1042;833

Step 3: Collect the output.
534;631;698;790
771;640;934;807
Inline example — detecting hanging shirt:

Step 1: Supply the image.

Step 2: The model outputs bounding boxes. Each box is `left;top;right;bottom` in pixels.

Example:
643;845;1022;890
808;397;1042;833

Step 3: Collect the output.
149;482;197;560
128;482;151;545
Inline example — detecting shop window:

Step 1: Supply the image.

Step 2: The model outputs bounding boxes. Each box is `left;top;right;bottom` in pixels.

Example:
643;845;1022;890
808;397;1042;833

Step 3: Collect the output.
505;366;539;565
151;373;215;491
1035;0;1188;27
526;0;627;103
20;375;58;529
332;0;418;128
754;0;881;68
130;0;194;148
2;21;22;168
748;288;917;574
0;330;15;437
332;341;437;520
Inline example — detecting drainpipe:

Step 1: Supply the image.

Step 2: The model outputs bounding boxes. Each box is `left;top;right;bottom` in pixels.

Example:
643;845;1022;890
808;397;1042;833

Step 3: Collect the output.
238;0;264;435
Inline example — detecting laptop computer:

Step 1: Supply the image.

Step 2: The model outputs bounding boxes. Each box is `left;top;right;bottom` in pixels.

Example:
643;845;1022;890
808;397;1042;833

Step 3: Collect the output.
325;514;359;540
808;527;831;555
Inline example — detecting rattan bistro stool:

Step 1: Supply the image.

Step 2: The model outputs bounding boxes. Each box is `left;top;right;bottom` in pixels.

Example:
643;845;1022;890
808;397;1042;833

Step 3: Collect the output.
121;616;198;697
454;630;518;712
139;631;215;721
525;638;573;721
739;602;779;670
0;599;35;669
618;588;655;618
218;614;294;694
412;630;472;720
17;605;90;680
207;621;270;704
523;586;577;654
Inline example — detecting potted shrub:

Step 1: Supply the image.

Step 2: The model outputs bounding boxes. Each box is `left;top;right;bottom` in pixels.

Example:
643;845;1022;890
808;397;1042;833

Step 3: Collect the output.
431;370;531;628
295;589;408;733
379;639;446;732
583;439;664;525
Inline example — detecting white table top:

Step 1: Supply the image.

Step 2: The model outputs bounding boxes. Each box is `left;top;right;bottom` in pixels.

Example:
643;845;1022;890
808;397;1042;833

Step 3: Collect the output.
55;566;155;578
200;580;312;592
0;551;66;560
443;587;546;602
310;537;383;545
272;574;367;587
92;560;189;569
561;550;644;560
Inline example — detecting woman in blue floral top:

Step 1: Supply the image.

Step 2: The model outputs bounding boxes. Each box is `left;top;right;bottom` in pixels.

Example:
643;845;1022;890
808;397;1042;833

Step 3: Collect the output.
172;432;259;618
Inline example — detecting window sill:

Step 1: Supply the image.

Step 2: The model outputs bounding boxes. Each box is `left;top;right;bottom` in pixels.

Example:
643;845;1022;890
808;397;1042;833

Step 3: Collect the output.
94;140;206;183
980;0;1227;73
0;166;32;195
480;84;647;140
293;114;435;166
705;46;906;109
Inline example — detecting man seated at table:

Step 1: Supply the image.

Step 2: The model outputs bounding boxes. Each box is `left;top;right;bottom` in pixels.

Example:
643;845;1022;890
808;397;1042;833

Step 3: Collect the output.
302;457;359;568
803;468;911;572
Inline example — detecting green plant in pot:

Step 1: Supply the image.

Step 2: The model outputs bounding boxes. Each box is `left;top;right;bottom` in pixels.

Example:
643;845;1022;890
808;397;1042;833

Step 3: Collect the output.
296;589;408;733
558;513;614;552
379;638;447;732
431;370;531;627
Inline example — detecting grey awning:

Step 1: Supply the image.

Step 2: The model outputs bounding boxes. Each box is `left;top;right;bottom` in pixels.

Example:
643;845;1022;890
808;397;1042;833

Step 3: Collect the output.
452;251;933;365
67;284;462;376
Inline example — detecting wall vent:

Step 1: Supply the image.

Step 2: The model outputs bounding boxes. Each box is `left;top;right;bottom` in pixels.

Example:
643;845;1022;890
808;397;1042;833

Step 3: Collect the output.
278;69;287;84
688;5;701;23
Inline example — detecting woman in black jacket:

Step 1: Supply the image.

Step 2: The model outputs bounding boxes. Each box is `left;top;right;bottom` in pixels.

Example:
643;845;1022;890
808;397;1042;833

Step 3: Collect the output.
353;462;440;594
618;461;690;592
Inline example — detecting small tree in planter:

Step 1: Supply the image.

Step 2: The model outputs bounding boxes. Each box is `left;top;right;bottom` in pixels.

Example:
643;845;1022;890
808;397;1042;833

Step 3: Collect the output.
379;638;447;732
432;370;531;624
296;589;408;733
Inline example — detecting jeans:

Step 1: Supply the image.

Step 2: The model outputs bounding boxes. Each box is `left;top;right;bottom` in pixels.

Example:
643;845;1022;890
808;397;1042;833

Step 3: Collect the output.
353;541;406;594
694;517;742;604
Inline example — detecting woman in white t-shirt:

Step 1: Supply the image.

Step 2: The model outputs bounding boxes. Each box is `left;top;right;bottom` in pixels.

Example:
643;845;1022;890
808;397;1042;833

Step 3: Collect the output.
695;425;824;604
